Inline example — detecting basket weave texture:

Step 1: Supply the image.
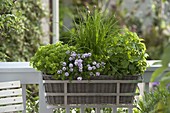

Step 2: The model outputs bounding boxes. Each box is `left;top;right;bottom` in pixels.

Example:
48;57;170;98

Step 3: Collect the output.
43;75;140;105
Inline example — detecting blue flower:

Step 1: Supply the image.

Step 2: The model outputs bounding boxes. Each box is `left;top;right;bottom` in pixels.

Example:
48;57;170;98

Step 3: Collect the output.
88;66;92;71
69;63;73;68
96;63;100;68
65;72;69;76
57;70;62;74
77;77;82;80
69;57;73;61
74;60;78;66
96;72;100;76
62;67;67;71
62;62;67;66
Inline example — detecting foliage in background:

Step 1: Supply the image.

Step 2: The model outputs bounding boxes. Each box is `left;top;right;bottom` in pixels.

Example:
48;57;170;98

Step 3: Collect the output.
59;0;170;60
112;0;170;60
137;88;170;113
0;0;46;61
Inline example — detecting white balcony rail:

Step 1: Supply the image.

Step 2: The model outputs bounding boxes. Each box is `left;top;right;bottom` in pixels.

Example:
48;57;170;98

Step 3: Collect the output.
0;61;169;113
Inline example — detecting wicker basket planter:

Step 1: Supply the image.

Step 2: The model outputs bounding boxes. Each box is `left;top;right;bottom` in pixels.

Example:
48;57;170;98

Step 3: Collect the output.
43;75;141;106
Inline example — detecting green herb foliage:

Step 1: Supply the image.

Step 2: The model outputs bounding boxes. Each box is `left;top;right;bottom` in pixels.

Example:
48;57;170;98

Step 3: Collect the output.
104;30;148;78
70;9;147;78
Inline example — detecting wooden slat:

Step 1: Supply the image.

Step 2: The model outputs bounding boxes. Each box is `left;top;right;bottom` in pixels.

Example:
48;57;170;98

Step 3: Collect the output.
0;81;20;89
45;92;139;96
43;80;142;84
0;88;22;97
0;104;23;112
0;96;23;105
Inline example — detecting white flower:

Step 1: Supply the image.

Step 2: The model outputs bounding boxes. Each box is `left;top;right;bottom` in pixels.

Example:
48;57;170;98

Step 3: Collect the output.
69;57;73;61
57;70;62;74
77;77;82;81
92;61;96;65
92;66;96;70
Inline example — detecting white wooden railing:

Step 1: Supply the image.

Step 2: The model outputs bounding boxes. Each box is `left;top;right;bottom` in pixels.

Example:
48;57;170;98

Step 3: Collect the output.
0;61;169;113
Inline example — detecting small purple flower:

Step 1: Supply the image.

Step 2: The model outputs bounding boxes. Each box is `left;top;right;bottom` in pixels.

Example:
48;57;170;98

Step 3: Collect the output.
69;57;73;61
96;72;100;76
69;63;73;68
71;53;77;57
88;66;92;71
62;62;67;66
65;72;69;76
62;67;67;71
78;63;83;68
92;61;97;65
84;53;89;57
70;68;73;72
74;60;78;66
78;59;83;63
57;70;62;74
77;77;82;81
92;66;96;70
96;63;100;68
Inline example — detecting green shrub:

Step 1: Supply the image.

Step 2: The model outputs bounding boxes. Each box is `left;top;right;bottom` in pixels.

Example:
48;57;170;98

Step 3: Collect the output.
0;0;46;61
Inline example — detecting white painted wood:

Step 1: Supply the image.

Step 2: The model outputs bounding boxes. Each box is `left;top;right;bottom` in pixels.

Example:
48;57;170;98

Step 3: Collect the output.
0;97;23;105
0;88;22;97
52;0;59;43
22;84;26;113
0;81;20;89
0;104;23;112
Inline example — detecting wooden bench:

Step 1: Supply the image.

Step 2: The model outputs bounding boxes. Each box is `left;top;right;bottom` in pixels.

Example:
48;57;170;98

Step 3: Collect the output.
0;81;23;113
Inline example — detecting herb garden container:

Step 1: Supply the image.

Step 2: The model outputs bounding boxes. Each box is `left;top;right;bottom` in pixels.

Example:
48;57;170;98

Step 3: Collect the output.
30;9;147;107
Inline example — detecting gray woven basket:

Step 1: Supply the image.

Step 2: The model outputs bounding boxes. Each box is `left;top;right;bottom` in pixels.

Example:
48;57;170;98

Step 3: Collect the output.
43;75;141;105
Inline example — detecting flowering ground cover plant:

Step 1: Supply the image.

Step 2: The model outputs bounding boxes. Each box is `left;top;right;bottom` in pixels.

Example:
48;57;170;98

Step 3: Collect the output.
30;42;105;80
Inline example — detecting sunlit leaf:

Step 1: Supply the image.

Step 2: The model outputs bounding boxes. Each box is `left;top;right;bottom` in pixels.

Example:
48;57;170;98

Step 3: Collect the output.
151;66;167;82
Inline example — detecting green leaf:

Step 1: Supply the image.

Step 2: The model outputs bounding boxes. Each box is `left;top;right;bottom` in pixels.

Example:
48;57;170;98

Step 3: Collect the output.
160;76;170;87
151;66;167;82
161;45;170;67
